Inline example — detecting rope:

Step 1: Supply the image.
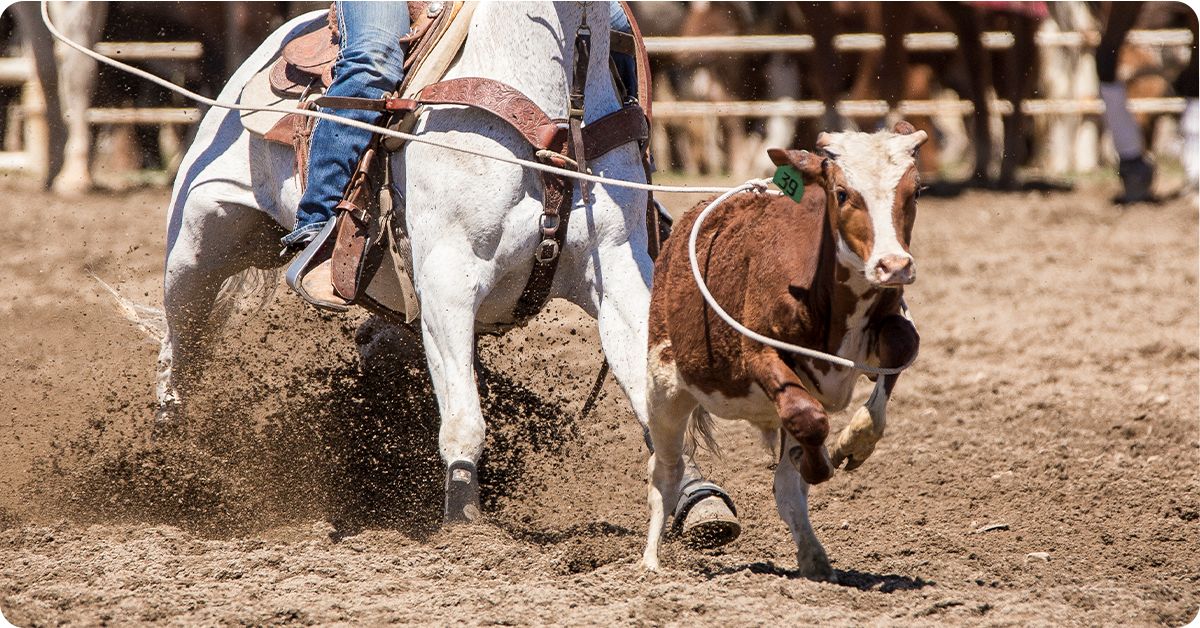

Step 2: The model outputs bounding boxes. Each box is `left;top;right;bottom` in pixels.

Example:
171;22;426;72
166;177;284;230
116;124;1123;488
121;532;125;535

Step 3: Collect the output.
686;181;917;375
38;1;735;196
41;4;913;375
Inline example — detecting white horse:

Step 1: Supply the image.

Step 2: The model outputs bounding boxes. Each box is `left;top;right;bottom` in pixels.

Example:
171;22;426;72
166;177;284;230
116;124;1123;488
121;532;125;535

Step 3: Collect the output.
158;3;663;525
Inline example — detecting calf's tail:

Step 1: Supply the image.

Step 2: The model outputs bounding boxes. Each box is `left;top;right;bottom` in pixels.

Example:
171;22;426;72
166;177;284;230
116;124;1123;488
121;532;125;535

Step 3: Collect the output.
685;406;724;459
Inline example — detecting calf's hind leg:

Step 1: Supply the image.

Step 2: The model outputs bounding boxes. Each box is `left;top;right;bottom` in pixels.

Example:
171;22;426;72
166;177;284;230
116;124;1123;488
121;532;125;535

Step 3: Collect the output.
831;310;919;471
641;386;695;572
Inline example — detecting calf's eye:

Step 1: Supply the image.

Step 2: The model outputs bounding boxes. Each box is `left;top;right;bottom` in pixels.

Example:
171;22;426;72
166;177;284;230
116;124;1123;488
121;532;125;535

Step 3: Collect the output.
836;190;849;205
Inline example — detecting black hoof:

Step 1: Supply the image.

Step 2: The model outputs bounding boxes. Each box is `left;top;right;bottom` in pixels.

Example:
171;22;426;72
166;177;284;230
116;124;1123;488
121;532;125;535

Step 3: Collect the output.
672;481;741;549
444;460;481;525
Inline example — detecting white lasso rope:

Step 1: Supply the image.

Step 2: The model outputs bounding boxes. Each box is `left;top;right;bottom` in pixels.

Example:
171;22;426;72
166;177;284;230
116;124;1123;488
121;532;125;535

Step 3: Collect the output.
687;181;917;375
39;1;734;196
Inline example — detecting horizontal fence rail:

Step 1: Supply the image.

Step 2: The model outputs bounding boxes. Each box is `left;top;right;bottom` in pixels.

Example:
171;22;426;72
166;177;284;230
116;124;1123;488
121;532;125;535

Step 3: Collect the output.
647;28;1191;120
642;29;1193;54
92;41;203;60
653;97;1189;119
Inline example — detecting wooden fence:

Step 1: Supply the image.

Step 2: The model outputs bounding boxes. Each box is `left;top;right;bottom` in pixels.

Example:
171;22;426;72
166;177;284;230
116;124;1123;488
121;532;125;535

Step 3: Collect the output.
0;41;201;178
646;29;1193;120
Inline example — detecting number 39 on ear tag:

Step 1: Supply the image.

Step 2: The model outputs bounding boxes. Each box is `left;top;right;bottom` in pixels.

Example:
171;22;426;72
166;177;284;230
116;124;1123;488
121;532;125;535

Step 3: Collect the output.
772;165;805;203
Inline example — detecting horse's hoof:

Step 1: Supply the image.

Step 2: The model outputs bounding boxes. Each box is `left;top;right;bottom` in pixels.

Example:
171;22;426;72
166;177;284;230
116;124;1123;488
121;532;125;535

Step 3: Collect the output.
150;401;185;441
672;481;740;549
443;460;481;525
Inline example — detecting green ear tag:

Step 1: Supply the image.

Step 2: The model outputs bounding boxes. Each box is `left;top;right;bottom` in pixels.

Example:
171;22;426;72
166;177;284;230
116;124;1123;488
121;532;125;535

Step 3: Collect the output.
772;165;805;202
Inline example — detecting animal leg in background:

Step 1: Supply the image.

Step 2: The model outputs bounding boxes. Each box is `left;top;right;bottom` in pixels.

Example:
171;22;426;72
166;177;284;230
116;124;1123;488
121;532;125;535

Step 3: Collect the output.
830;308;920;470
47;0;106;195
941;2;993;184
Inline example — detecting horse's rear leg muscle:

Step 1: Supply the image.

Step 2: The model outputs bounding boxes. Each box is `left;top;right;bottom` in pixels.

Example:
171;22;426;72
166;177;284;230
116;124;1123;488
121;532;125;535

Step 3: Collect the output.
160;200;283;413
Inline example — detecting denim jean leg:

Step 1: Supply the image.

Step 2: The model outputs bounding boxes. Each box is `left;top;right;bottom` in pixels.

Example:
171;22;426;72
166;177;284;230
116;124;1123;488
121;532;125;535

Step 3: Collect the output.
608;2;637;102
286;1;409;246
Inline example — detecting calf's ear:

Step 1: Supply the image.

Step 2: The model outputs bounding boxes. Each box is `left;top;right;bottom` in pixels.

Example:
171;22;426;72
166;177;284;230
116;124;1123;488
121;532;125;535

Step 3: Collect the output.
766;147;825;183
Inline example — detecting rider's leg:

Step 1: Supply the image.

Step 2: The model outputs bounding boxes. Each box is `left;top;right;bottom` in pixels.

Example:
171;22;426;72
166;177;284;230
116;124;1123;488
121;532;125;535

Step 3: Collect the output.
608;1;638;102
284;1;410;308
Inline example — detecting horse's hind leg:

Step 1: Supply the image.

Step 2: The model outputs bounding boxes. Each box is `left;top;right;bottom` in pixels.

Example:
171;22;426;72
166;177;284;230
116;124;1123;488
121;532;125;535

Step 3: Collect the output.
159;197;283;420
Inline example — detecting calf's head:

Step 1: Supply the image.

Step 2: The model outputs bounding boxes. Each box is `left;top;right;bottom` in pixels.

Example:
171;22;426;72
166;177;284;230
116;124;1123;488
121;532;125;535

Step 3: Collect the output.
772;122;928;287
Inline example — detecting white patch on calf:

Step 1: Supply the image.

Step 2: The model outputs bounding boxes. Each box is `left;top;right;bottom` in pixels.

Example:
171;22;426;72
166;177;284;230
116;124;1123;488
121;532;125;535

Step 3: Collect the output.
822;132;921;284
650;341;781;433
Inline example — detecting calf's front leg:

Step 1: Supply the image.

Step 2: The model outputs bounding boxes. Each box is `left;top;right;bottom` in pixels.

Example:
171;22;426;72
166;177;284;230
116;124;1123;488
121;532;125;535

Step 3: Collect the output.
747;352;835;485
831;311;919;470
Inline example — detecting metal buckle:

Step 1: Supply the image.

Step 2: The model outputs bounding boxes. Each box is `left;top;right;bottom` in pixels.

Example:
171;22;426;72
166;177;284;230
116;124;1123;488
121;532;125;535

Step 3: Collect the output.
535;239;560;263
540;214;559;232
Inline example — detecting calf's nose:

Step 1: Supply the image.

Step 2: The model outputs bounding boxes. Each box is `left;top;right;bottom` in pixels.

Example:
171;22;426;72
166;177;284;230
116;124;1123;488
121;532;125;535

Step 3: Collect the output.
875;254;915;285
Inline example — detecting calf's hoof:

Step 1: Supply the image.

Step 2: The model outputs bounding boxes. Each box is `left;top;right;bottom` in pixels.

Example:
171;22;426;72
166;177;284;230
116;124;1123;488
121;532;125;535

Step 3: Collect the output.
672;481;741;549
443;460;481;525
830;406;881;471
795;548;837;584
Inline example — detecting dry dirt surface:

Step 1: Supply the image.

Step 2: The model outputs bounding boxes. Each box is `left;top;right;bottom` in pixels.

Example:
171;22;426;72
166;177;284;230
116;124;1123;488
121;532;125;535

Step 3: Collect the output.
0;175;1197;627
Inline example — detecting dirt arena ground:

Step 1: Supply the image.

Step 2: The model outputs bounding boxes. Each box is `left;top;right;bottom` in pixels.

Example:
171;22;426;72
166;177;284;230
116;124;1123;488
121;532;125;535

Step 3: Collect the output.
0;171;1196;627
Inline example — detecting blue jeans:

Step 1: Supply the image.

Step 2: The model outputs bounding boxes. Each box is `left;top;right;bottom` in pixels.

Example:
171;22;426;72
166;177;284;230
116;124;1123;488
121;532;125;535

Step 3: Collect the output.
608;1;637;99
284;1;410;247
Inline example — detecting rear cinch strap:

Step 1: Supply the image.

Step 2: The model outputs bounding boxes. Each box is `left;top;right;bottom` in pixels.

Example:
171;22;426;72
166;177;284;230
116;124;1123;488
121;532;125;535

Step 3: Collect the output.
513;17;591;323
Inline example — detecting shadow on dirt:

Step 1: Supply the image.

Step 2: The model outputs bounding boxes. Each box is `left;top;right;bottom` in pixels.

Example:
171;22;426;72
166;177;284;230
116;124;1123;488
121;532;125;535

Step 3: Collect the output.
833;569;935;592
23;317;577;541
699;562;934;591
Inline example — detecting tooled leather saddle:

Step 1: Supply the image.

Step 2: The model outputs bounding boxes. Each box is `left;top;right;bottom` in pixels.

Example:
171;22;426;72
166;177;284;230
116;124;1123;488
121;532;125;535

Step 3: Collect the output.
262;1;660;330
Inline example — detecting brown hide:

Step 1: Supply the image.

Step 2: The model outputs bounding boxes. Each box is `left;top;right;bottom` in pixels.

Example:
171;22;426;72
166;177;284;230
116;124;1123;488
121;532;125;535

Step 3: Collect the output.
648;151;905;403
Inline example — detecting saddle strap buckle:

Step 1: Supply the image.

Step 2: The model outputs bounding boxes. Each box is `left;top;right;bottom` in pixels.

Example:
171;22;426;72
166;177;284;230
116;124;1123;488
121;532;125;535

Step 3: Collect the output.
535;239;560;264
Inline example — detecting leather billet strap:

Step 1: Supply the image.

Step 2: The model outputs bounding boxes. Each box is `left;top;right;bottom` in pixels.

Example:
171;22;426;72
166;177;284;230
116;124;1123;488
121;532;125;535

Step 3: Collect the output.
331;134;384;301
514;18;591;323
415;78;566;150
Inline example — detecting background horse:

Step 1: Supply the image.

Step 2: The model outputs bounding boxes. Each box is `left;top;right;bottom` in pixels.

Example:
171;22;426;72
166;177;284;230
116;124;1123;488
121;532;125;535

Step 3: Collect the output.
157;2;656;526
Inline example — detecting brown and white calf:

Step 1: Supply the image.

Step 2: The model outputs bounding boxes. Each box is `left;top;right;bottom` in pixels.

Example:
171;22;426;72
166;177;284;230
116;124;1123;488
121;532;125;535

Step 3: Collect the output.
641;124;927;580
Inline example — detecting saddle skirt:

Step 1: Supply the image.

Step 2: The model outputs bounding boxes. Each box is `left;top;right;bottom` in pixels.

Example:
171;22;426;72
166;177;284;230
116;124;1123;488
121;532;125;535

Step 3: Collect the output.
238;1;472;138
